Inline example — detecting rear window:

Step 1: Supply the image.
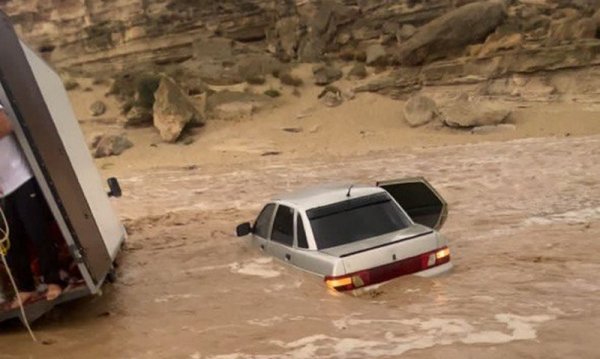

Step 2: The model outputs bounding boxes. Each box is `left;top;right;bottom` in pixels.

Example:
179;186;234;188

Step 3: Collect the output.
307;193;410;249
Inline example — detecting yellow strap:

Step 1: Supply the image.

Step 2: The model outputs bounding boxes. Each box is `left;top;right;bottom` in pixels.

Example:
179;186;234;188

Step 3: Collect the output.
0;205;9;256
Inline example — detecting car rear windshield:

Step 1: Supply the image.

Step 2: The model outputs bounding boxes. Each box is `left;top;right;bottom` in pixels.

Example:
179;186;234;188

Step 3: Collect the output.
307;193;411;249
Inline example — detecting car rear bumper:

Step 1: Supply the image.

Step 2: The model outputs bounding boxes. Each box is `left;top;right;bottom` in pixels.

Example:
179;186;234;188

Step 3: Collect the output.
326;247;452;291
414;261;453;277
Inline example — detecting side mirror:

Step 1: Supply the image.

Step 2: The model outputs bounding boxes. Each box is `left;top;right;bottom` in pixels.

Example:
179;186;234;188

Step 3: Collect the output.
107;177;122;198
236;222;252;237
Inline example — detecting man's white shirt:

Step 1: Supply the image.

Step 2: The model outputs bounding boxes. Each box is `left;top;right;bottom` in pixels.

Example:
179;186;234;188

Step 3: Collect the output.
0;102;33;197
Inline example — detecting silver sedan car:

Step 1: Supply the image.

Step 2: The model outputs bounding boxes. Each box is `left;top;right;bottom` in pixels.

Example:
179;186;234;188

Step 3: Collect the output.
236;178;452;291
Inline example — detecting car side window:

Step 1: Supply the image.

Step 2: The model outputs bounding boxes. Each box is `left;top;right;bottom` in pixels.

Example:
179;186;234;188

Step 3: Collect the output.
254;203;276;239
271;205;294;246
296;213;308;249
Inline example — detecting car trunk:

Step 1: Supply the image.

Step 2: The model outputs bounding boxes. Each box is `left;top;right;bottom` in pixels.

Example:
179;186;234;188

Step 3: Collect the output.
321;224;438;274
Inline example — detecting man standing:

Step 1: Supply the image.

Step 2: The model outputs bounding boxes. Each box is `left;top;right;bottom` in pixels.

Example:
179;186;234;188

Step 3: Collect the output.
0;102;62;308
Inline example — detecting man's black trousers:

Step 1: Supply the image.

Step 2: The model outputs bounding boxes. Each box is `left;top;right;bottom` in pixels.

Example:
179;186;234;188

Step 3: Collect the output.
1;178;61;292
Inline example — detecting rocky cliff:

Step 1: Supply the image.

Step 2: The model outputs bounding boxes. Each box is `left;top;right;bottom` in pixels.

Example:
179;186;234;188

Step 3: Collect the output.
0;0;462;73
2;0;600;108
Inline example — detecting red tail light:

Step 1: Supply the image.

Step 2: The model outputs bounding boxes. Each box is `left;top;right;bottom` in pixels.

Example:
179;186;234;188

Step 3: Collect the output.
325;247;450;291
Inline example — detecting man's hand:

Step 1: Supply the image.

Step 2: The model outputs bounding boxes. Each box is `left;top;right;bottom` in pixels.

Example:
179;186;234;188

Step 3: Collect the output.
0;109;12;139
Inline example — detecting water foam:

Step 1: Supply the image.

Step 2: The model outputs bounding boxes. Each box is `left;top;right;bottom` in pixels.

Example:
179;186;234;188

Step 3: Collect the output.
204;313;554;358
229;257;281;279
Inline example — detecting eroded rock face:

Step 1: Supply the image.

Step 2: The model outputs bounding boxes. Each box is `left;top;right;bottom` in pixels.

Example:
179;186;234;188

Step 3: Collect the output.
153;76;202;142
395;1;508;65
547;17;597;45
477;32;524;58
3;0;600;109
295;0;359;62
1;0;465;75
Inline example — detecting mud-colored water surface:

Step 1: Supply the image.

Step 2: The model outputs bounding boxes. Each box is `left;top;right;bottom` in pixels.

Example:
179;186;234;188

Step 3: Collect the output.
1;134;599;358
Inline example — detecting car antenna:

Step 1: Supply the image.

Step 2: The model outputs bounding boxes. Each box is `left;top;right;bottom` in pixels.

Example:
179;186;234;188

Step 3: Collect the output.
346;184;354;198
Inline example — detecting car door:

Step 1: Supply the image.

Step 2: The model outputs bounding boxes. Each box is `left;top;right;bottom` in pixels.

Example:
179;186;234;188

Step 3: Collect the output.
377;177;448;230
289;211;337;276
268;204;295;263
252;203;276;252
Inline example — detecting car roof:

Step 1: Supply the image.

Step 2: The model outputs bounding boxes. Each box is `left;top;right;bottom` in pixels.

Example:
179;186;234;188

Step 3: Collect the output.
273;184;387;211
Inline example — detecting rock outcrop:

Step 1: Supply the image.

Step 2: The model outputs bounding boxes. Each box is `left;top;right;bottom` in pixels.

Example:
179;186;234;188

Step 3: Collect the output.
2;0;600;119
395;1;508;65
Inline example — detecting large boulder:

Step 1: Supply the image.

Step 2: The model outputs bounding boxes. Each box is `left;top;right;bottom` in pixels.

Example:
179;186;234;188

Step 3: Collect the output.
440;94;511;128
403;94;440;127
313;64;343;85
153;76;203;142
395;1;507;65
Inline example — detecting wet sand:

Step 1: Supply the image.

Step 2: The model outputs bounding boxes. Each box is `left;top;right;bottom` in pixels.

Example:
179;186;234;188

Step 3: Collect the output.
1;134;599;358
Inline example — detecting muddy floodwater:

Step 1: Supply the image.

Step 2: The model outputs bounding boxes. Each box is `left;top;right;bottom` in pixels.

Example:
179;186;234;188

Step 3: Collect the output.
1;135;599;358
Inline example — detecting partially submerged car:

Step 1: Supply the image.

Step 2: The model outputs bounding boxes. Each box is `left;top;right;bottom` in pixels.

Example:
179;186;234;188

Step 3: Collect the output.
236;178;451;291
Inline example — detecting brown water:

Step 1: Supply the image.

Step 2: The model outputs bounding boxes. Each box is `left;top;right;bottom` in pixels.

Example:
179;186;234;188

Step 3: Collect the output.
1;135;599;358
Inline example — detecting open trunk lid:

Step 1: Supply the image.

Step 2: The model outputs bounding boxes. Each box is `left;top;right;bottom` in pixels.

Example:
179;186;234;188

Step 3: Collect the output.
377;177;448;230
